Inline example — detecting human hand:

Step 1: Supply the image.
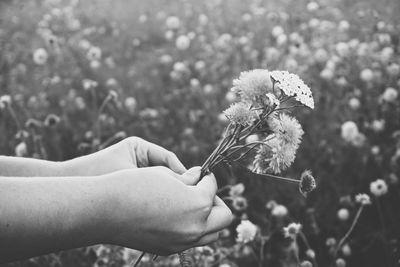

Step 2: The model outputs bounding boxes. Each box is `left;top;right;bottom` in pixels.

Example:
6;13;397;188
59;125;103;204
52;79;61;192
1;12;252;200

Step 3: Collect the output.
104;166;233;255
62;137;187;176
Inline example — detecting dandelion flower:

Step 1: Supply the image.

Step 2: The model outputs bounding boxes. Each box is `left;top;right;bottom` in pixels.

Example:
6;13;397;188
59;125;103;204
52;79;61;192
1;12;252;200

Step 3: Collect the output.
300;261;313;267
223;102;256;126
231;69;273;104
283;222;302;239
306;249;316;259
299;170;316;196
33;48;48;65
236;220;257;243
360;68;373;82
270;70;314;109
355;193;371;205
369;179;388;197
336;258;346;267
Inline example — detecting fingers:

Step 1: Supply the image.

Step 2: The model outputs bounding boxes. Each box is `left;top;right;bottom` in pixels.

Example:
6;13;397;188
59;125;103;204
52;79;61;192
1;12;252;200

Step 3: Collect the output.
195;172;217;198
205;196;233;233
180;167;202;185
194;232;219;247
131;137;187;174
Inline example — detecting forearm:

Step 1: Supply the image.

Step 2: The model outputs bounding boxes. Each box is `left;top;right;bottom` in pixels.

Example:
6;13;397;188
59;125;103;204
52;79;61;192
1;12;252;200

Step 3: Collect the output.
0;174;114;263
0;156;63;177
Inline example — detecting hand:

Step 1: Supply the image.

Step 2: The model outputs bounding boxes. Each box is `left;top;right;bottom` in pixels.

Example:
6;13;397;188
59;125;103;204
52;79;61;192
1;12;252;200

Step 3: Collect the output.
105;166;233;255
62;137;187;176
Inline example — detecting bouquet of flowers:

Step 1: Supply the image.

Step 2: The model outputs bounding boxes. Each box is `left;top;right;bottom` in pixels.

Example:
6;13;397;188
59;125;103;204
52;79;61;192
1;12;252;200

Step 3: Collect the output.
134;69;317;267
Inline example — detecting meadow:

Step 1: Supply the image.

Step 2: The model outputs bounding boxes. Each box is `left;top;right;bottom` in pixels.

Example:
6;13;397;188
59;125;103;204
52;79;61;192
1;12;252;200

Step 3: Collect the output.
0;0;400;266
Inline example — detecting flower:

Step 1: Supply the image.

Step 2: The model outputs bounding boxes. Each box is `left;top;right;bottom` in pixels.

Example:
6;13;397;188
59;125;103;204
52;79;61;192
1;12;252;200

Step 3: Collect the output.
348;97;360;110
360;68;374;82
15;142;28;157
229;183;245;196
236;220;257;243
300;261;313;267
44;114;61;127
265;93;280;107
166;16;180;29
87;46;102;61
271;204;288;217
270;70;314;109
175;35;191;50
231;69;273;104
283;222;302;239
337;208;350;221
355;193;371;205
0;95;11;108
232;196;248;211
299;170;316;196
82;79;98;90
342;243;352;256
271;113;304;148
223;102;255;126
306;249;316;259
369;179;388;197
33;48;48;65
341;121;359;142
253;139;296;174
336;258;346;267
382;87;398;102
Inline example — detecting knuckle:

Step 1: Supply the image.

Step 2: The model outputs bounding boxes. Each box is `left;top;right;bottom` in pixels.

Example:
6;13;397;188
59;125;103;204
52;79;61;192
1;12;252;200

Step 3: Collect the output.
184;222;207;244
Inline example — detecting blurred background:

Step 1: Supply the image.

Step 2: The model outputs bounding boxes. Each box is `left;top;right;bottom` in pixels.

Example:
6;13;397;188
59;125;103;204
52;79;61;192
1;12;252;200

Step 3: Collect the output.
0;0;400;266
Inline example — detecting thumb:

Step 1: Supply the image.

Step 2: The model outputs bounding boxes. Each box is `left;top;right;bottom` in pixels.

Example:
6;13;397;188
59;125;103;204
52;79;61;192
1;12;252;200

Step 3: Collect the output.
179;166;202;185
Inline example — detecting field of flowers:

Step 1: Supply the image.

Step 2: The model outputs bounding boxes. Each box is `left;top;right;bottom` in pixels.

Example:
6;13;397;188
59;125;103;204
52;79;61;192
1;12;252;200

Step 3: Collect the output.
1;0;400;266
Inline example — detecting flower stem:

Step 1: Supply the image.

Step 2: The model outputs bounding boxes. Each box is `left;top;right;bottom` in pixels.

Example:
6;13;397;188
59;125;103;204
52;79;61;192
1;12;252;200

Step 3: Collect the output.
334;205;364;258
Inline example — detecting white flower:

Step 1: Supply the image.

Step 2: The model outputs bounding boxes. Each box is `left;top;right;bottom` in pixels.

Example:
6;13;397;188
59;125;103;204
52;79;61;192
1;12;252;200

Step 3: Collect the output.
15;142;28;157
272;26;284;38
306;2;319;11
337;208;350;221
336;42;350;57
348;97;360;110
320;68;334;80
270;113;304;148
265;93;280;107
231;69;273;104
360;68;374;82
283;222;302;239
223;102;256;126
253;138;297;174
341;121;359;143
33;48;48;65
371;119;385;132
0;95;12;106
166;16;180;29
245;134;259;144
236;220;257;243
387;63;400;77
87;46;102;61
382;87;398;102
270;70;314;109
342;243;352;256
175;35;191;50
271;204;288;217
355;193;371;205
229;183;245;197
82;79;98;90
306;249;316;259
369;179;388;197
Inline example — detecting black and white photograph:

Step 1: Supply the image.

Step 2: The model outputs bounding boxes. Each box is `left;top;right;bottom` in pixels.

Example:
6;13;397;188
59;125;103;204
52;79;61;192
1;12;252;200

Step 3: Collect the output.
0;0;399;266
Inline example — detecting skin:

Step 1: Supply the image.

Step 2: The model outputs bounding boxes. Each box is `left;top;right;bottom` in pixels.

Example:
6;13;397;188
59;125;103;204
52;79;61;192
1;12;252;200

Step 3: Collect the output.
0;137;233;263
